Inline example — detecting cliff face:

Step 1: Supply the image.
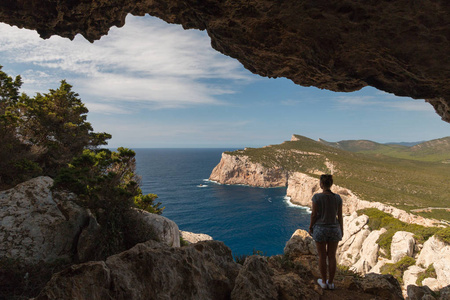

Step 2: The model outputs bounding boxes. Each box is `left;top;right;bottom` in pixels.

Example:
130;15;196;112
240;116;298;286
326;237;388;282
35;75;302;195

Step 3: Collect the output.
211;152;440;227
209;153;288;188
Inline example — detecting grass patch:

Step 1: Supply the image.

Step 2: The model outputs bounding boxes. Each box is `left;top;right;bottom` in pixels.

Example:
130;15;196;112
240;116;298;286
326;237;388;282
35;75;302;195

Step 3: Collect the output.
416;209;450;223
416;264;437;286
435;227;450;244
335;264;362;281
380;256;416;284
358;208;440;258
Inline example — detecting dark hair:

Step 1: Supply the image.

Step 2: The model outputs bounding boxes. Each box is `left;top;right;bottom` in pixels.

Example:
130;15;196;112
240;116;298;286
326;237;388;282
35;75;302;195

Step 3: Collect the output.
320;174;333;189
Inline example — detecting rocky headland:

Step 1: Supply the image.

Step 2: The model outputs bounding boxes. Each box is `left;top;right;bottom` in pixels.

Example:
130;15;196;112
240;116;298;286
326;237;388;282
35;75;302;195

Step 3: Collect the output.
208;136;450;296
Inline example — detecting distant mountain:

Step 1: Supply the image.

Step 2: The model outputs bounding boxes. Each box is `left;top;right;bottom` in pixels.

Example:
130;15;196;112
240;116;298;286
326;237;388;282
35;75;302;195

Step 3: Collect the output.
386;141;424;147
319;136;450;163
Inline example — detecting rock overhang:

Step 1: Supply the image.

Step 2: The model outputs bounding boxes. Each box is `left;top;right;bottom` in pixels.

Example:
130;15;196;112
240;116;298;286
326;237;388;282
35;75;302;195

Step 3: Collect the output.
1;0;449;122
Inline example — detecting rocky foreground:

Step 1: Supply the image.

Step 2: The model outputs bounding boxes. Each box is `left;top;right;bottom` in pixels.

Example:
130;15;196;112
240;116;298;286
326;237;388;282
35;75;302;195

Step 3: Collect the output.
1;177;449;299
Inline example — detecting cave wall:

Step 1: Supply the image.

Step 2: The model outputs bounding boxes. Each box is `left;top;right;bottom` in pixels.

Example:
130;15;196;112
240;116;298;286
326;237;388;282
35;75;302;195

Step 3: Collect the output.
1;0;449;122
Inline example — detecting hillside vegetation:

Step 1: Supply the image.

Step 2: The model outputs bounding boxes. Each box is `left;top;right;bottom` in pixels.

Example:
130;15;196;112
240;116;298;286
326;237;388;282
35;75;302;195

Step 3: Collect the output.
320;136;450;163
225;135;450;221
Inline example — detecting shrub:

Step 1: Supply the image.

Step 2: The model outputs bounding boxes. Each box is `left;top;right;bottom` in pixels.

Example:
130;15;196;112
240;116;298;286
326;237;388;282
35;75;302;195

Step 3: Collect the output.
54;148;163;259
416;264;437;286
435;227;450;245
380;256;415;284
233;249;266;265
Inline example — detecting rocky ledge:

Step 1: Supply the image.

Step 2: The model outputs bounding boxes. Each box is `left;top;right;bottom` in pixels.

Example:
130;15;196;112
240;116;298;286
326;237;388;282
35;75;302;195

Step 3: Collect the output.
2;176;449;299
1;1;449;122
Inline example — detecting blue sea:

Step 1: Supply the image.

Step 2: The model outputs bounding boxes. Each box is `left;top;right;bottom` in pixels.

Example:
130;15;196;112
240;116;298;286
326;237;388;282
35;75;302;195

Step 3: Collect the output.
134;148;311;257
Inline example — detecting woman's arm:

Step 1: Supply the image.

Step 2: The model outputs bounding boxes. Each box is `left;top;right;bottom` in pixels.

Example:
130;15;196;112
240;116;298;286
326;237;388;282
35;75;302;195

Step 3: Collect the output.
309;201;318;235
338;198;344;238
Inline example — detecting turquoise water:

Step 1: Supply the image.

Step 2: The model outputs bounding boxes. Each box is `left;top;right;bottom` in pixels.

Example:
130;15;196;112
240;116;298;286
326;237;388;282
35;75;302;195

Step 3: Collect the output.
134;148;311;256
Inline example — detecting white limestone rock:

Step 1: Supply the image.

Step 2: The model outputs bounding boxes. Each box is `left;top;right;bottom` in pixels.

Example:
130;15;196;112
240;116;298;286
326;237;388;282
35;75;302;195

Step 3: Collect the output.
416;235;450;289
403;265;425;289
422;278;440;292
369;258;389;274
338;227;371;266
0;176;88;264
180;230;213;244
209;153;288;187
351;228;387;274
391;231;415;263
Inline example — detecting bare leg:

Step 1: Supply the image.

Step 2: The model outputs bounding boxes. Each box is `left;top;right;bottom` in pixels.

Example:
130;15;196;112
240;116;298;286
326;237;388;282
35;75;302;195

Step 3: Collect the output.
316;242;327;283
326;241;339;284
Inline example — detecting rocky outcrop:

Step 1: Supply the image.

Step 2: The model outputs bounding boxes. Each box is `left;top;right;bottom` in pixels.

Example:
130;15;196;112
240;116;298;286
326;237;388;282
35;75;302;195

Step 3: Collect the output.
390;231;415;263
230;256;278;300
0;177;181;265
36;240;240;300
0;176;88;264
209;153;288;187
125;208;180;247
180;230;213;244
283;229;317;258
351;228;387;274
1;1;449;122
287;171;439;227
337;211;450;296
416;236;450;290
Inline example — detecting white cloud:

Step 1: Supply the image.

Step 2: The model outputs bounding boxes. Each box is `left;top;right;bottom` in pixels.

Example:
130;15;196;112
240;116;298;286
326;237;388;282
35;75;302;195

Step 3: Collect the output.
334;94;432;112
0;15;252;111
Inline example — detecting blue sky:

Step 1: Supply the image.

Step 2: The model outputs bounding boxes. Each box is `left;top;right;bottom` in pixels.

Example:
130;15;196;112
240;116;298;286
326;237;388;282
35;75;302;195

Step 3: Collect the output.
0;15;448;148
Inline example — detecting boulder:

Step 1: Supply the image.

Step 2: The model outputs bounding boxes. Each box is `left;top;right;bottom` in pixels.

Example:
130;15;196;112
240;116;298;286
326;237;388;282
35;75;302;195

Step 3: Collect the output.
0;176;88;264
351;228;386;274
124;208;180;247
283;229;317;258
338;213;370;266
440;285;450;300
36;240;240;300
360;273;403;300
407;285;437;300
417;235;450;289
390;231;415;263
180;230;213;244
76;209;102;262
230;256;277;300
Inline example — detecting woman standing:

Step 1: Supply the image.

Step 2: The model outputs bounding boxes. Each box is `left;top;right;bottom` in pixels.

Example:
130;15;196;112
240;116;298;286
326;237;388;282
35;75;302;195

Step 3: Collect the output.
309;174;344;290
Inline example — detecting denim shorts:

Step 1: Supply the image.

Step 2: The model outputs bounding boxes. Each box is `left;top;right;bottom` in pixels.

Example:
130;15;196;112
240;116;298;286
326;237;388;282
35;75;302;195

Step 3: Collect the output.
312;225;342;242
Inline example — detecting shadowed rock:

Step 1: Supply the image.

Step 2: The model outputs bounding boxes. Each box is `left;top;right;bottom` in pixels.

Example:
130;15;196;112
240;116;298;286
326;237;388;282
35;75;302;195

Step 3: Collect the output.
1;1;449;121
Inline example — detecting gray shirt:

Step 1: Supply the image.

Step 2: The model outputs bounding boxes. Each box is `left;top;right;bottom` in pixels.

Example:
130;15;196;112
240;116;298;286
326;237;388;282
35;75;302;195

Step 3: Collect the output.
312;192;342;226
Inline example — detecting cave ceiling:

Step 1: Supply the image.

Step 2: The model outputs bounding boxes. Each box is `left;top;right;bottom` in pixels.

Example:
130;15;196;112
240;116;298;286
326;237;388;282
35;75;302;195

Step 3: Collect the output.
1;0;449;123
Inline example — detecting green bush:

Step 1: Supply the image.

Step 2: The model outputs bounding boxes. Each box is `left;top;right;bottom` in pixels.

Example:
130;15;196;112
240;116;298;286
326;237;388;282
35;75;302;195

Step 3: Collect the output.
416;264;437;286
435;227;450;244
380;256;415;284
54;148;163;259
